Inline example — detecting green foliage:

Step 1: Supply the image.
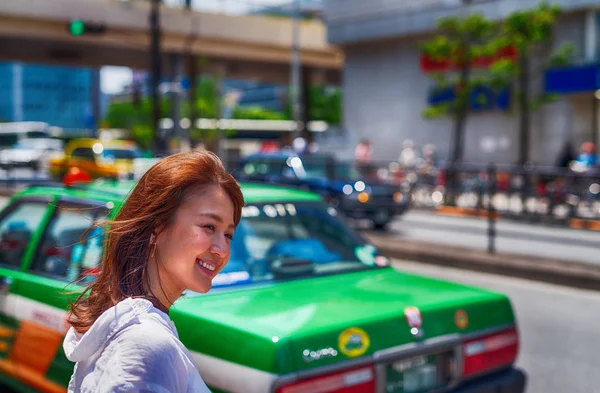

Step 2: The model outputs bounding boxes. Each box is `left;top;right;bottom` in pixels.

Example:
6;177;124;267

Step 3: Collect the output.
420;2;574;121
492;2;574;163
501;2;561;51
103;74;342;150
283;85;343;124
131;124;154;150
232;106;287;120
420;13;498;122
423;104;451;119
493;2;573;86
548;42;576;67
422;14;496;66
307;86;342;124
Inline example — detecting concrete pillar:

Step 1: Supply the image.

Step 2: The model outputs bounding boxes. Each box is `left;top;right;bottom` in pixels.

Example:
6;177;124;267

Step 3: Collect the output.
585;10;597;62
211;64;227;158
301;66;312;143
186;53;197;149
587;11;600;146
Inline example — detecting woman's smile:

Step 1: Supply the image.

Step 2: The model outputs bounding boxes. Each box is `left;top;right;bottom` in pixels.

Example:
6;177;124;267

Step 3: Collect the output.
196;258;219;277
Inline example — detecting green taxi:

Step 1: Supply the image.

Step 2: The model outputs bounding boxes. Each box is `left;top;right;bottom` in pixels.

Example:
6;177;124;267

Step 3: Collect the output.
0;180;525;393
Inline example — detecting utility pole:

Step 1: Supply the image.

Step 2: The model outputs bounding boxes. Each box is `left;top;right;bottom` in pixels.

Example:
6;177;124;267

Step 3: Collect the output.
290;0;303;142
150;0;166;155
185;0;197;150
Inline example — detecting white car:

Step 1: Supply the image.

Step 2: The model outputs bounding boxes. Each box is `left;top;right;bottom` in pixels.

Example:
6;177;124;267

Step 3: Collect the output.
0;138;64;172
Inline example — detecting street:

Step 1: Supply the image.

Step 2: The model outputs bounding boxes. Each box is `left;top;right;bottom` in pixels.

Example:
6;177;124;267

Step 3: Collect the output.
387;210;600;265
393;259;600;393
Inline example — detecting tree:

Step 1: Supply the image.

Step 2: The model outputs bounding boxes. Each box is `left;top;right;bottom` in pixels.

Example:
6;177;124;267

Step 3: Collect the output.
490;2;574;165
103;77;340;150
420;14;498;164
104;78;221;150
283;85;342;125
308;86;342;125
103;98;170;150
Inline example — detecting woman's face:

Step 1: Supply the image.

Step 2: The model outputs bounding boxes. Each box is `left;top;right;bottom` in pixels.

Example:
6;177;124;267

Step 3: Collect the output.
152;184;236;299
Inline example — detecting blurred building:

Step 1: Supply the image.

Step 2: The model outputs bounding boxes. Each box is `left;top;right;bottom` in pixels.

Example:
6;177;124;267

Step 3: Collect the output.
325;0;600;166
0;62;96;129
113;70;288;113
223;79;287;111
255;0;324;19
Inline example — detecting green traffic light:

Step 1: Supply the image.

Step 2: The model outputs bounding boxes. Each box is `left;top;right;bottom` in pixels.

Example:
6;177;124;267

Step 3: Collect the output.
69;20;85;36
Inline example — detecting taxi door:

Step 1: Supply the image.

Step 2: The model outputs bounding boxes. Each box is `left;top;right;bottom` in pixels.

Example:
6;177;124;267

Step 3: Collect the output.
0;198;108;392
0;195;54;390
67;147;101;179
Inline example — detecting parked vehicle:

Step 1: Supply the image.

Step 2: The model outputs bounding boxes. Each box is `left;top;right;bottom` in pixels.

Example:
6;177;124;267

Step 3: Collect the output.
0;121;52;150
48;138;142;183
0;138;64;172
0;180;525;393
237;152;410;229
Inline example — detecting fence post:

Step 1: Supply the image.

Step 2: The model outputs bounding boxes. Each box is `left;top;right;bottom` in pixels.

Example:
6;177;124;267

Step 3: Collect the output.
487;162;497;254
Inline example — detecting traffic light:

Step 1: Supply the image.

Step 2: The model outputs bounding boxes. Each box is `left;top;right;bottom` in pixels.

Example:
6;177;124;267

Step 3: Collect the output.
67;20;107;36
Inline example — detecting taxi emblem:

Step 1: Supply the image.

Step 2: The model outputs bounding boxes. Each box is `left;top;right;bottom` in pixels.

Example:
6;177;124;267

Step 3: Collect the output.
338;327;370;358
404;306;422;329
455;309;468;330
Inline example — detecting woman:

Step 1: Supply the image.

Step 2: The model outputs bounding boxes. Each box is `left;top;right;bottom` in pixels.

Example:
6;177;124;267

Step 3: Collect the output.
64;150;244;393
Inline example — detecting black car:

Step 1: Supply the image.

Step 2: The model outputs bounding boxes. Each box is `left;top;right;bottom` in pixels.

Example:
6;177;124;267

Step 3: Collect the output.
236;152;409;229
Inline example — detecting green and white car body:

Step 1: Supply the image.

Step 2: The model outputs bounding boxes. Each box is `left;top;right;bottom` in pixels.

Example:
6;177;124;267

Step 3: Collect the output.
0;180;525;393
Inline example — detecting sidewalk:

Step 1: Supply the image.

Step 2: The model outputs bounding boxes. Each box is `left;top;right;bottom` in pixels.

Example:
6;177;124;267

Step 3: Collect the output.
387;210;600;266
436;205;600;231
365;233;600;291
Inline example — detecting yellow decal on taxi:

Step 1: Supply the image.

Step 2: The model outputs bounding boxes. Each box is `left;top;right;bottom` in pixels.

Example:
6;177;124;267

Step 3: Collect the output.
338;327;370;358
455;309;469;330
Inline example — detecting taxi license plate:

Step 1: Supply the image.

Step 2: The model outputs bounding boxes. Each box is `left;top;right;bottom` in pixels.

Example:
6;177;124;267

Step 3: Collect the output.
384;355;439;393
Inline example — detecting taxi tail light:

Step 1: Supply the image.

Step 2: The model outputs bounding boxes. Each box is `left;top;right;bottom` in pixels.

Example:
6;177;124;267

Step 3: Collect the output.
462;327;519;378
276;366;375;393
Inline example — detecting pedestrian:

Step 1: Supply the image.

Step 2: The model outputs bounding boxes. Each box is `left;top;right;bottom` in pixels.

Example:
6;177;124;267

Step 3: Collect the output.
63;150;244;393
554;141;576;169
354;138;373;165
398;139;418;169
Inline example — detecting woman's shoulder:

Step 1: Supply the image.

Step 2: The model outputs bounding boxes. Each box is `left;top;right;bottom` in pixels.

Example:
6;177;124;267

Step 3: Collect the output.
114;314;179;351
94;318;201;393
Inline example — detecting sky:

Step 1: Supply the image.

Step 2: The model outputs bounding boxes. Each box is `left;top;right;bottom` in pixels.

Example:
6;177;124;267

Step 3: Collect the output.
101;0;292;94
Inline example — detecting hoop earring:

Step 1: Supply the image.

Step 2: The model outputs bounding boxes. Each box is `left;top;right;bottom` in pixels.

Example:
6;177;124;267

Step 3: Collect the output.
149;242;157;260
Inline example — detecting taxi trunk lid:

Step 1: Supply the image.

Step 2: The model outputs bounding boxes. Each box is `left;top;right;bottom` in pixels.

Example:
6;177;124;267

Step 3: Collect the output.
171;267;516;374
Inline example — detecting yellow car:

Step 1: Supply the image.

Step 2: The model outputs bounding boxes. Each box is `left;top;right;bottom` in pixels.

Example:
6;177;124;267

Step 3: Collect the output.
48;138;142;183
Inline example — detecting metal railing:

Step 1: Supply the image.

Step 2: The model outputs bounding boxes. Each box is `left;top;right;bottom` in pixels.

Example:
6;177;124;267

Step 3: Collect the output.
440;163;600;223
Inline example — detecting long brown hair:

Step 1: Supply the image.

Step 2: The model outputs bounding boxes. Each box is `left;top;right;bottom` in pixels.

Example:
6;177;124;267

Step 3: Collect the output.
68;150;244;334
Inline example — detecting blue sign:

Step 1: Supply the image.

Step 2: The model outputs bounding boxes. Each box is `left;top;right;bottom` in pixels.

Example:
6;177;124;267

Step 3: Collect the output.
427;85;511;111
545;64;600;94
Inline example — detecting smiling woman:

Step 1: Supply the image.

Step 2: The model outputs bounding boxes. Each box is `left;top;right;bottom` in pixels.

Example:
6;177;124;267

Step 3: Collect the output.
64;150;244;393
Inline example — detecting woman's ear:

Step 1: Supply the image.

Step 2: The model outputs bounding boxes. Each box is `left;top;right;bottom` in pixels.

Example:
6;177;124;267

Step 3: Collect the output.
150;233;156;244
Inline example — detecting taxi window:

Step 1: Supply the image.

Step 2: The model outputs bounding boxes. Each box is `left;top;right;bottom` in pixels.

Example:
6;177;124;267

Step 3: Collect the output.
30;204;107;281
209;202;384;290
71;147;95;161
0;202;48;269
243;159;285;177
